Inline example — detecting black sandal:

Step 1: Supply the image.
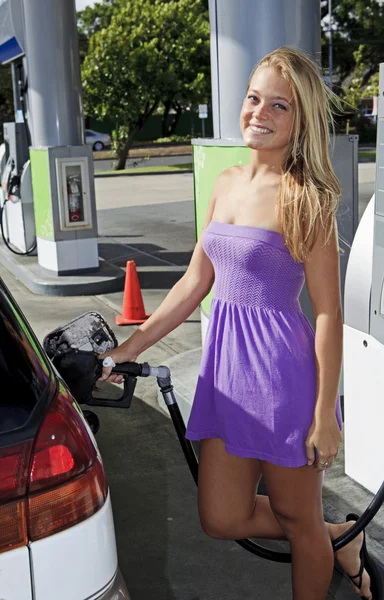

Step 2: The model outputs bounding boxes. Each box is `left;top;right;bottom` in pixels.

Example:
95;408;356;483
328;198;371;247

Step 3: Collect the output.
344;513;371;600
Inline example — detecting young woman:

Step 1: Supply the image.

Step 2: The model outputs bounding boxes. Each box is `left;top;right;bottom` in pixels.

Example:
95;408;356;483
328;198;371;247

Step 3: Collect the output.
101;47;372;600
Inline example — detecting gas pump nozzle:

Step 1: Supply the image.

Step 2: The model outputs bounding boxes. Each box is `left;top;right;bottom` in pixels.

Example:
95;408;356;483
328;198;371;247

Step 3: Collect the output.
52;348;137;408
43;311;137;408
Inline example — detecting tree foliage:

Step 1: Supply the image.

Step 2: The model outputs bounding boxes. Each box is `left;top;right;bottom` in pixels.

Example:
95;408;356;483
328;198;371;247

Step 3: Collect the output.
77;0;115;37
366;71;379;98
321;0;384;90
81;0;210;169
342;45;366;109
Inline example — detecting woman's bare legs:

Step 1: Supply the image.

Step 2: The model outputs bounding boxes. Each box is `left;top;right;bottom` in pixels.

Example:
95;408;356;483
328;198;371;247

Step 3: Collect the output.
198;439;372;600
261;459;337;600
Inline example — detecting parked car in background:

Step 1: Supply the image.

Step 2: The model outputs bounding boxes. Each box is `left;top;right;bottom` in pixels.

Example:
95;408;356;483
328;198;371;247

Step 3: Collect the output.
85;129;112;151
0;278;130;600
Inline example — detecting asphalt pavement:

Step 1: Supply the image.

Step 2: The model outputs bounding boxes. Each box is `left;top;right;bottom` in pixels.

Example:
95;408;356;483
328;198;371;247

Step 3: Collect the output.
0;163;380;600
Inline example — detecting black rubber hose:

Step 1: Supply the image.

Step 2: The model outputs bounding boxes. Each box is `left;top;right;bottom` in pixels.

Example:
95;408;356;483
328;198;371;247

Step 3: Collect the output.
0;198;37;256
332;479;384;551
168;402;199;486
165;385;384;564
169;403;291;563
111;361;384;570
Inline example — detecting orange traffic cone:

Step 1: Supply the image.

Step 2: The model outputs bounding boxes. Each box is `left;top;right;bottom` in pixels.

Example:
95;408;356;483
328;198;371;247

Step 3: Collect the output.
116;261;151;325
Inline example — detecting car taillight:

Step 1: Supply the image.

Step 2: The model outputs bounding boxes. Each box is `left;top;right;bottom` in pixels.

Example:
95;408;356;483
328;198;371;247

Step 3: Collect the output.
28;457;106;541
0;501;27;552
29;386;96;494
0;385;108;553
0;442;32;552
0;442;32;503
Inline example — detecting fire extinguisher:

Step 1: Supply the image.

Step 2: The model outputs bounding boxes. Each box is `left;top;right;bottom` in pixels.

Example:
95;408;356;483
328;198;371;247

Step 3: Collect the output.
67;177;82;222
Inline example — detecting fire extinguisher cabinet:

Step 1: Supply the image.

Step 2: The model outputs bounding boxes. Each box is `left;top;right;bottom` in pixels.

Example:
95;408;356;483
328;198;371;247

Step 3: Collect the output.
56;157;92;230
29;145;98;274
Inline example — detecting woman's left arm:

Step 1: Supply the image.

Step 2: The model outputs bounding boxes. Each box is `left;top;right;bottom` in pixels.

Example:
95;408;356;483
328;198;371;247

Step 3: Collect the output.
303;218;343;470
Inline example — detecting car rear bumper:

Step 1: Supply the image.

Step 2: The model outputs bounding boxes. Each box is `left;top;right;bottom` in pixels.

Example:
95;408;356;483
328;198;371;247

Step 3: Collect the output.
30;492;124;600
96;569;130;600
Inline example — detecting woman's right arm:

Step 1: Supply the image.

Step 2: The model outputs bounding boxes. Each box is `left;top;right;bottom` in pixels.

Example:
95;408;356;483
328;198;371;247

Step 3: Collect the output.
100;190;217;379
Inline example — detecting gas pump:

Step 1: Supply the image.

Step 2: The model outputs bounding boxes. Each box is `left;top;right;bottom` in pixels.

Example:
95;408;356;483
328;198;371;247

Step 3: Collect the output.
0;0;36;255
0;122;36;255
0;0;100;278
343;62;384;495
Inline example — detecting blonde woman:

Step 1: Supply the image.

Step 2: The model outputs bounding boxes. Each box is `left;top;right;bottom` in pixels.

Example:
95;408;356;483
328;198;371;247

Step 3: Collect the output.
102;47;371;599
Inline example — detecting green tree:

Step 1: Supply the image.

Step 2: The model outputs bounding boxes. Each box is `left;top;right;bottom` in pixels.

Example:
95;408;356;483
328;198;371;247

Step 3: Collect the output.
159;2;210;137
342;45;366;109
366;71;379;98
0;65;14;143
321;0;384;89
81;0;210;169
77;0;115;36
77;0;116;59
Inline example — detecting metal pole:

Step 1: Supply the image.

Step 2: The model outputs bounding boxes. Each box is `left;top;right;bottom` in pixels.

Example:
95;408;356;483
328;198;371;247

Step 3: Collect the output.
21;0;84;147
11;60;22;121
328;0;333;90
208;0;321;139
202;118;205;138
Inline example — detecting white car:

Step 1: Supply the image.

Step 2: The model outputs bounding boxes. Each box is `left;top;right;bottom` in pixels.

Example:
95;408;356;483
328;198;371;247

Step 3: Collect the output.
85;129;112;151
0;278;130;600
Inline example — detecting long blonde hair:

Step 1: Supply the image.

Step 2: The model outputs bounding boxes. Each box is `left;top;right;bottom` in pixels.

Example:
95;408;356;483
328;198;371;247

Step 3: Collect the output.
248;46;341;262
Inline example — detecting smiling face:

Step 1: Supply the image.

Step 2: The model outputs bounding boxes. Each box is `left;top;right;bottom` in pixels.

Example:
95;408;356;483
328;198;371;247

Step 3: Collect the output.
240;66;295;155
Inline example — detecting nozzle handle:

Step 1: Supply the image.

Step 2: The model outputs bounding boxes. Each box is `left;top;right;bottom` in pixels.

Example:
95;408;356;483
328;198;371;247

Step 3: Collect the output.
111;362;142;377
110;361;170;379
85;360;139;408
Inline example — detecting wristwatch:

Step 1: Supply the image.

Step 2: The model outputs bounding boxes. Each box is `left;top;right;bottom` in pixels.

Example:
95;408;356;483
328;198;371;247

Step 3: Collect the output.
102;356;116;368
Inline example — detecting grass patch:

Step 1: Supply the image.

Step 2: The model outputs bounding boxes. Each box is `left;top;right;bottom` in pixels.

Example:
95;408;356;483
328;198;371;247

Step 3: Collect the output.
358;150;376;161
96;163;192;176
93;150;116;160
93;144;192;161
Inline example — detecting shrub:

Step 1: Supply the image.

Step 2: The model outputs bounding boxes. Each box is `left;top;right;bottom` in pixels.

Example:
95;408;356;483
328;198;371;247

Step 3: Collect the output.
154;134;192;144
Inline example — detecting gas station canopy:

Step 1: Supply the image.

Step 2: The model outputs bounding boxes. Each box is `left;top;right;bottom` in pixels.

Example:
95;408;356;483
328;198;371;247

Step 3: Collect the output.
0;0;24;64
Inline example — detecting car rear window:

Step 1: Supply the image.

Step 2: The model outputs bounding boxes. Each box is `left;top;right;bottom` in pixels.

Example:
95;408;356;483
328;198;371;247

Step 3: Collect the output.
0;285;51;434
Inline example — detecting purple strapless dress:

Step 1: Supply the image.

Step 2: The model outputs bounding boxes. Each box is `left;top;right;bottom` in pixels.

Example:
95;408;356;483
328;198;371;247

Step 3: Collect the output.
185;221;342;468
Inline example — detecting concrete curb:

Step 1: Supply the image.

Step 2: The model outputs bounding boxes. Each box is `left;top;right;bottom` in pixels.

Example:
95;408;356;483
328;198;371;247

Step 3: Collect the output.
94;169;192;178
93;151;192;162
0;243;125;296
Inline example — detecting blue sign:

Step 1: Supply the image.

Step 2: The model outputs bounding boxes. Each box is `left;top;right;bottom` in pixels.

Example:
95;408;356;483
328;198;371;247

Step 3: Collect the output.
0;35;23;64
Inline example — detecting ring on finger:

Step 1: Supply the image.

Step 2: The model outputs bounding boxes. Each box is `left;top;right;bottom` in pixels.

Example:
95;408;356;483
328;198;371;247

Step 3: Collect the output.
319;460;329;468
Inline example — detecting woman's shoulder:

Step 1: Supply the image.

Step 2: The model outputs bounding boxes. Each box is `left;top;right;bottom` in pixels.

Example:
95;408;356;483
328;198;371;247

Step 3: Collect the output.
215;165;246;188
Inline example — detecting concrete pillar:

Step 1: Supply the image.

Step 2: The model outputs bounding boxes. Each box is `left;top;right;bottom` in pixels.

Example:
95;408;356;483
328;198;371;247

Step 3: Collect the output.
208;0;321;139
21;0;98;275
21;0;84;147
195;1;358;401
